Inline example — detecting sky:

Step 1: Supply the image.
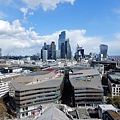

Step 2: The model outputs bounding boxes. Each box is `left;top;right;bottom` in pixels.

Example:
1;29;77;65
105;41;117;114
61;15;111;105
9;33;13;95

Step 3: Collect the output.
0;0;120;56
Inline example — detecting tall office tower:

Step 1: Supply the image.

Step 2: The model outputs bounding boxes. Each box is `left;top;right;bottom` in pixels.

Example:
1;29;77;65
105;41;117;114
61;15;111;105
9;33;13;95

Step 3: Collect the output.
0;48;2;57
65;39;72;59
51;41;56;59
74;44;84;61
47;45;51;59
54;50;60;60
61;43;65;59
42;50;48;62
43;42;47;50
41;42;48;60
58;31;66;50
99;44;108;60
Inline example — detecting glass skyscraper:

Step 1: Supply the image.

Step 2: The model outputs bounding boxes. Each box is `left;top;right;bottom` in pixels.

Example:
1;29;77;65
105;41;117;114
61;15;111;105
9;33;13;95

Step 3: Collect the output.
58;31;66;50
99;44;108;59
51;41;56;59
58;31;72;59
65;38;72;59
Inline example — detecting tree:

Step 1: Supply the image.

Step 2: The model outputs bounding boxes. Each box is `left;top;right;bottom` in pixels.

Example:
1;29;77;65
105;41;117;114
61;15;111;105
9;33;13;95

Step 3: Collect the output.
107;95;120;108
106;94;112;104
0;103;7;119
113;96;120;108
0;98;7;119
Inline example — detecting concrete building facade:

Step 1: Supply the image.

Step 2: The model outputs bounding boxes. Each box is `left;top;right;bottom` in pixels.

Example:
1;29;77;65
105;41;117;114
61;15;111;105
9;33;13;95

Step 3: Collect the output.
9;71;64;118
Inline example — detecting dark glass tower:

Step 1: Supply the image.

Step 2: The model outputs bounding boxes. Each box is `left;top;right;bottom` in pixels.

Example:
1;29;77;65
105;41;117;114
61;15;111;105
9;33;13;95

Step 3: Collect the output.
58;31;66;50
51;41;56;59
99;44;108;58
61;43;65;59
65;39;72;59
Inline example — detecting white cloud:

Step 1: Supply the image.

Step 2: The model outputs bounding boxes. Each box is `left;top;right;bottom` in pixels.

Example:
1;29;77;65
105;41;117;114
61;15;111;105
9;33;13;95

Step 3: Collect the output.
29;12;34;16
20;7;28;19
21;0;75;11
0;19;119;56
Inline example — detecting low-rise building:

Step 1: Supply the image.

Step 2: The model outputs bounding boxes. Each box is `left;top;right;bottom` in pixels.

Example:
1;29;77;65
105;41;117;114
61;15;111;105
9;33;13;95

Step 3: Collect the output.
98;104;119;120
0;81;9;97
107;72;120;97
69;69;103;107
105;110;120;120
9;70;64;118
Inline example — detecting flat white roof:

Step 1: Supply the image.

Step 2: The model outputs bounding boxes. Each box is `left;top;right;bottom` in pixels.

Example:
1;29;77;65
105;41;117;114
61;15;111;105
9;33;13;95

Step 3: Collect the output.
99;104;117;111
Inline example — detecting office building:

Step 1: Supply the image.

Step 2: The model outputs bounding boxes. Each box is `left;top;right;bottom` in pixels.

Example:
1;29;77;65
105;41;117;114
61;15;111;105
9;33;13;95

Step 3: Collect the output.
107;72;120;97
99;44;108;60
69;69;103;107
9;70;64;118
58;31;66;51
65;39;72;59
0;81;9;97
58;31;66;59
104;110;120;120
58;31;72;59
47;45;51;59
74;44;84;61
98;104;119;120
54;50;60;60
40;31;72;60
41;42;47;60
41;42;56;60
51;41;56;59
61;43;65;59
42;50;48;62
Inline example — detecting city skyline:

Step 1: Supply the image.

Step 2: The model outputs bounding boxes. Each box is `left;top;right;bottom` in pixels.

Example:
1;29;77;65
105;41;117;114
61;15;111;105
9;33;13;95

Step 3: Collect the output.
0;0;120;55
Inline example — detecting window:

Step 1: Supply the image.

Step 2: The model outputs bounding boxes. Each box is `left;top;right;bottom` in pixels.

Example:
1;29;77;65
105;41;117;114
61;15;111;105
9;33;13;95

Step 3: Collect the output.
22;113;24;117
113;88;115;92
26;113;28;116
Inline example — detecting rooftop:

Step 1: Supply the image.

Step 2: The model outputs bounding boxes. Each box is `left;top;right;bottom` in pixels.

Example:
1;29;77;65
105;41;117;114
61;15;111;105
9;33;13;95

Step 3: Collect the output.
109;74;120;80
69;69;103;90
37;105;69;120
107;110;120;120
10;70;64;91
98;104;117;111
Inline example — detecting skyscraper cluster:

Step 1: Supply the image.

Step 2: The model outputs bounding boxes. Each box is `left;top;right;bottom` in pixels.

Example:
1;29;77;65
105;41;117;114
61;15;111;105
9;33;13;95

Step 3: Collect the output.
41;31;72;61
41;42;56;61
58;31;72;59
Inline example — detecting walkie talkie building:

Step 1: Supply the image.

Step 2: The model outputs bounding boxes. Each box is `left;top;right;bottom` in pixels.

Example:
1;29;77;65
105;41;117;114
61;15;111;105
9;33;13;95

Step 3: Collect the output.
99;44;108;59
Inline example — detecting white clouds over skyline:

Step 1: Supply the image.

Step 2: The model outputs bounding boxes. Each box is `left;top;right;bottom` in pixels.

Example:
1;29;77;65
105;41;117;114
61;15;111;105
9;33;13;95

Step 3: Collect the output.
21;0;75;11
0;19;120;56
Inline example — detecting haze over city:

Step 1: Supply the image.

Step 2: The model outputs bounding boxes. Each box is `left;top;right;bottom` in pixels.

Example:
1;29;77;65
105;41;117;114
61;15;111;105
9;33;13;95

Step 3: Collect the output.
0;0;120;56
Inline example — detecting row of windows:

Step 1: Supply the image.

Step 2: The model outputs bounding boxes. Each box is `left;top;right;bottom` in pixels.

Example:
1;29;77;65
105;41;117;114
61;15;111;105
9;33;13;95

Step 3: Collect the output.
16;87;60;93
22;112;28;117
75;88;94;91
75;92;102;94
16;95;60;106
0;83;8;85
19;94;57;101
112;93;120;96
112;87;120;92
16;89;60;97
75;95;102;98
23;107;28;111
